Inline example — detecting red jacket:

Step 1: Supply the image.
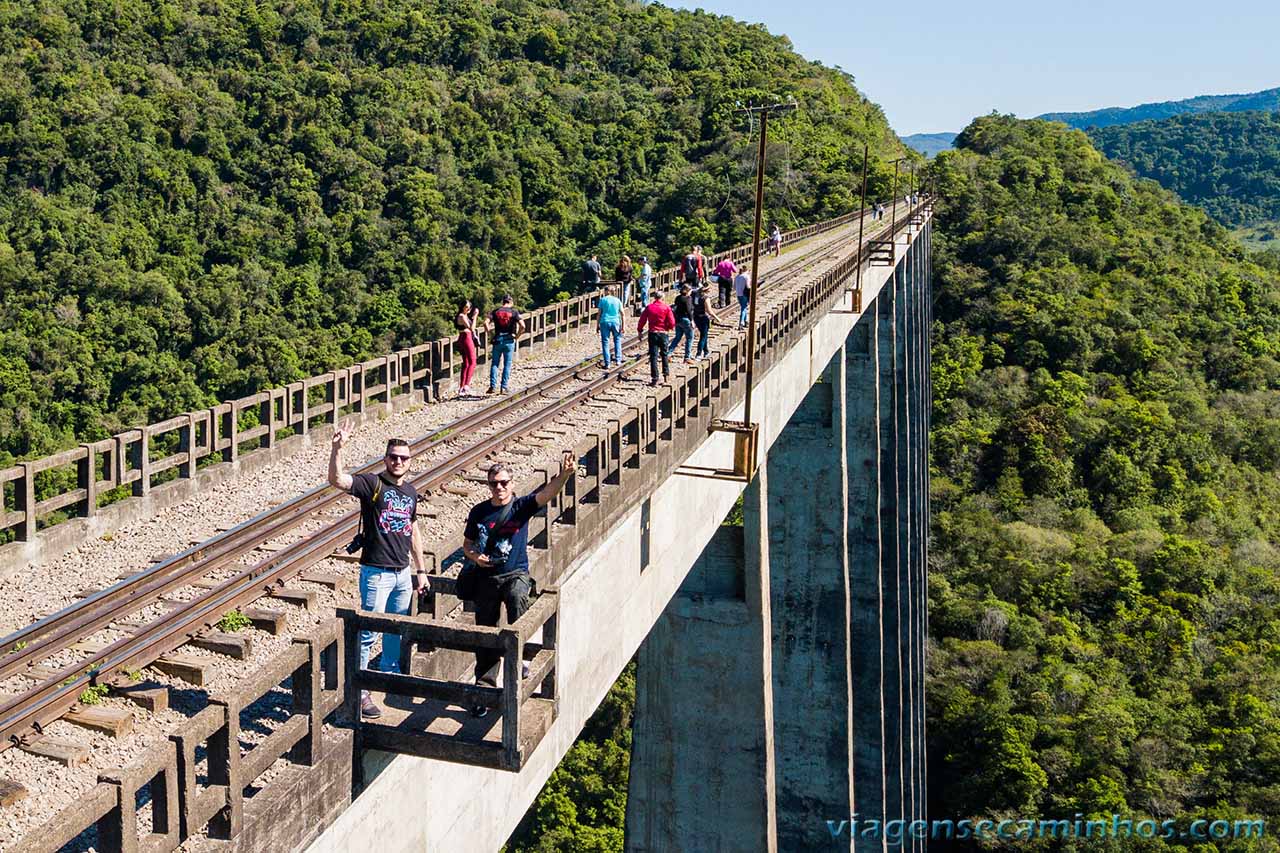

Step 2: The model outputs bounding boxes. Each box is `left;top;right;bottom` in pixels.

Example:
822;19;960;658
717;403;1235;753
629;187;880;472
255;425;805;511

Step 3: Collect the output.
637;301;676;333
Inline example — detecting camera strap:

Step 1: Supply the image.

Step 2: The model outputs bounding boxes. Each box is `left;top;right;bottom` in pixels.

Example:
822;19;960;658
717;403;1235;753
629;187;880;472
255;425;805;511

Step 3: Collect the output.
353;476;385;548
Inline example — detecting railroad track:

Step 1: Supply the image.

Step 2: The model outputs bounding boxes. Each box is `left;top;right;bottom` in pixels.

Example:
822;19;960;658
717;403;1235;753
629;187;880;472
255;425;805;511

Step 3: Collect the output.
0;203;908;754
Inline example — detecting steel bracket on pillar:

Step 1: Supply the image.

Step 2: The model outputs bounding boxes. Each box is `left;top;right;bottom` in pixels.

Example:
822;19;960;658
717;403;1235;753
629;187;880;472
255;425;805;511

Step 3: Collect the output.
674;419;759;482
832;285;864;315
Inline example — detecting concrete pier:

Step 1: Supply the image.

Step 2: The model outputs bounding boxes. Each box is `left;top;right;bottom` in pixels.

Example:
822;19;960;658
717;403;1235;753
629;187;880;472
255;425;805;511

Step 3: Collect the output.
627;234;932;851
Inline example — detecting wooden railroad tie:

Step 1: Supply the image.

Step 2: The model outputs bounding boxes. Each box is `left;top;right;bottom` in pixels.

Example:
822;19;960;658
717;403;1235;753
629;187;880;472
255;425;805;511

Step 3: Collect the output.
66;640;211;687
64;705;134;738
0;691;132;738
107;678;170;713
149;653;209;686
20;737;89;768
188;630;253;660
267;586;319;611
104;620;254;659
243;606;288;634
300;571;352;594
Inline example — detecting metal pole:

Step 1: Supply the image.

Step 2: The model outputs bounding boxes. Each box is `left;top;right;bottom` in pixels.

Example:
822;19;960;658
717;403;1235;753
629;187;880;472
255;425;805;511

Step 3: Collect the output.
855;144;868;294
889;160;900;238
743;107;769;427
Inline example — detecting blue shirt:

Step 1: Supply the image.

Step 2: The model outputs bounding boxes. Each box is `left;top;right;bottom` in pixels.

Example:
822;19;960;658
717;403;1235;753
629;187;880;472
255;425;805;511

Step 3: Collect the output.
598;295;623;327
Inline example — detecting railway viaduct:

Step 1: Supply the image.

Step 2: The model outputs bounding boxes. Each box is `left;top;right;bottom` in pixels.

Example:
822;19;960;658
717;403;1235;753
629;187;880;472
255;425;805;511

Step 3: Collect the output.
310;206;933;852
0;202;930;853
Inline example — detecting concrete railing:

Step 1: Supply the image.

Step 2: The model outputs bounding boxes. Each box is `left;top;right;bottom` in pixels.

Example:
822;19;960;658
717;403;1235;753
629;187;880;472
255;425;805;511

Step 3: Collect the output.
0;204;888;560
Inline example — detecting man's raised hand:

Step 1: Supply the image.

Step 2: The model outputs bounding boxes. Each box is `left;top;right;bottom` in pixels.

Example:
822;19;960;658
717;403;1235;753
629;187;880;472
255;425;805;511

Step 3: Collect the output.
561;450;576;476
332;422;352;449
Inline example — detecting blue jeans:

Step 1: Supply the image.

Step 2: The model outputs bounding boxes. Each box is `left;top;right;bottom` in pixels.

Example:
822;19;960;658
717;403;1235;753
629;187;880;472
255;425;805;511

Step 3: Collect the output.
695;315;710;357
358;565;413;673
738;294;749;328
669;318;694;359
600;322;622;367
489;336;515;391
639;279;650;307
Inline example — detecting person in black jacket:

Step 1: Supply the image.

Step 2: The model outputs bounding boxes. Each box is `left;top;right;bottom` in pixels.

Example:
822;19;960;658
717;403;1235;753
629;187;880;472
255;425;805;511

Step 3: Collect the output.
667;284;696;362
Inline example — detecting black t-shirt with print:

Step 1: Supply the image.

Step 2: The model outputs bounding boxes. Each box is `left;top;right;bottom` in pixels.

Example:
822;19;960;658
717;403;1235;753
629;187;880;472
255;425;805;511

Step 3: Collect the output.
464;493;541;576
350;472;419;569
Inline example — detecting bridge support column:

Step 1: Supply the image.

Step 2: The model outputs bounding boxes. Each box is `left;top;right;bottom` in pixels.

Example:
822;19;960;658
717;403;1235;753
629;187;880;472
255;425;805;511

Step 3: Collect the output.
845;304;887;852
765;354;854;850
626;475;778;853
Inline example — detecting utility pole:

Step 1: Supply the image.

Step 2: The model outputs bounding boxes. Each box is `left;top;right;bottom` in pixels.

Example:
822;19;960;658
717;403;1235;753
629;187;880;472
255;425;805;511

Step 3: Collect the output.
887;157;904;238
855;143;869;294
737;100;796;428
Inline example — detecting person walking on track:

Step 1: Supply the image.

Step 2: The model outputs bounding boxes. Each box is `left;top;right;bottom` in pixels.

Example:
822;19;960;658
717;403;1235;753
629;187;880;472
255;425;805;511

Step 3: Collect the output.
598;285;625;371
637;290;676;385
713;257;737;308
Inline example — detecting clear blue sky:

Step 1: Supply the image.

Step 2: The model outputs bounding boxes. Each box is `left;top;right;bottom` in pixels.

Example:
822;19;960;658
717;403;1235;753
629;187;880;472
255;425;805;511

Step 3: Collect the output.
678;0;1280;136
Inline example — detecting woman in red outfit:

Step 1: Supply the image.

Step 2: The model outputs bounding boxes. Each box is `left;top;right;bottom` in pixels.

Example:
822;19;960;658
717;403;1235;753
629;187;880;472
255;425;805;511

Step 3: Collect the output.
456;298;480;396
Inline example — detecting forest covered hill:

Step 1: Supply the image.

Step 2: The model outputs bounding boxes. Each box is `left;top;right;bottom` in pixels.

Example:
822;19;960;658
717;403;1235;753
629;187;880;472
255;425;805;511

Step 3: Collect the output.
1039;86;1280;130
0;0;909;469
1088;110;1280;230
928;116;1280;848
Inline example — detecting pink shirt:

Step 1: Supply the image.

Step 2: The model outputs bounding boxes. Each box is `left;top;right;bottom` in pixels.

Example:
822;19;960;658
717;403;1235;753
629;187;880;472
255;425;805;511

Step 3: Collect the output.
713;259;737;279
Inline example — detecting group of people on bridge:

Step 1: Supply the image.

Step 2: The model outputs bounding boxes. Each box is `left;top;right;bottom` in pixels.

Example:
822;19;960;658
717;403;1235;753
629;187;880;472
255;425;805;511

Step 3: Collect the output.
449;233;779;398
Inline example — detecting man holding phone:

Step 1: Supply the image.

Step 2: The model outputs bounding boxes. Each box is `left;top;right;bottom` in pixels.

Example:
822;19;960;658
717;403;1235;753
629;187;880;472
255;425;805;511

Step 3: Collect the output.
461;450;576;717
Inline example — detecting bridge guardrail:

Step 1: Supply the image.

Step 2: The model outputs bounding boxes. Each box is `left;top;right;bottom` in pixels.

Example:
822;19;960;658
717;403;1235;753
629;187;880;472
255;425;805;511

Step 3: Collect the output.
0;204;891;560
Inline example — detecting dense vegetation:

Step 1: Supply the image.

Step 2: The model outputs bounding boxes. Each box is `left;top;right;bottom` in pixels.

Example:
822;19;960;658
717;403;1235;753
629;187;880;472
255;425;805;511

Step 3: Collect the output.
1088;111;1280;228
0;0;908;469
507;664;634;852
1039;86;1280;131
928;115;1280;849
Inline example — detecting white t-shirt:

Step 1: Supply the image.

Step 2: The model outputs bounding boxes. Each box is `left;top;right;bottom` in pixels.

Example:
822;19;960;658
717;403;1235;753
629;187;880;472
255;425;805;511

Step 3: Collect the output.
734;272;750;298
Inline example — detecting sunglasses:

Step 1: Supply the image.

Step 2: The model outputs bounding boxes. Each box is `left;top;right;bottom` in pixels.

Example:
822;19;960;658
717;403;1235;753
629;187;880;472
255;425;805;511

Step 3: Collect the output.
488;478;512;488
387;453;410;463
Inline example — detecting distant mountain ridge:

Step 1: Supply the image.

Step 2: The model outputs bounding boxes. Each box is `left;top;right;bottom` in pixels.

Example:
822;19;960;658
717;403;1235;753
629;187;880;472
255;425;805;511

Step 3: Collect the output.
1039;86;1280;129
903;85;1280;156
902;132;957;157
